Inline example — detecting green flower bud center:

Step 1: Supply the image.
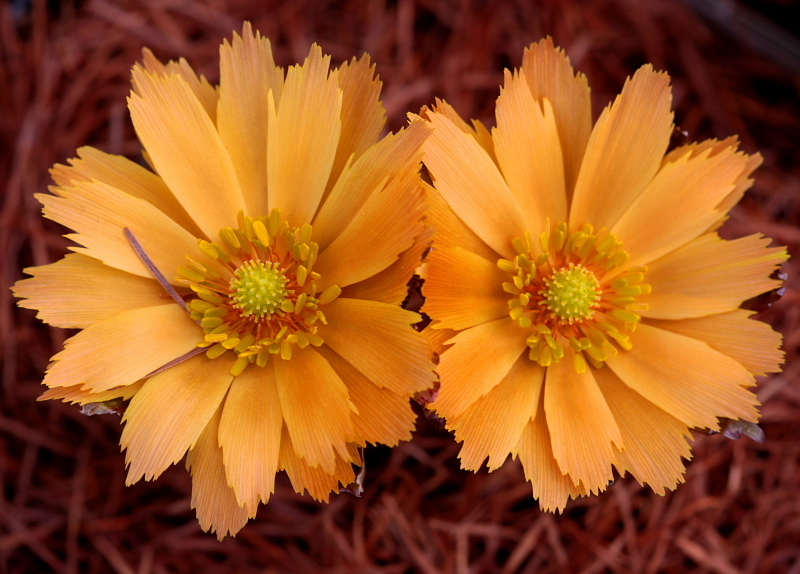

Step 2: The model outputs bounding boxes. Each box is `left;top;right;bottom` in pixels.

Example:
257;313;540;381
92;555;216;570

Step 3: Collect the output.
229;260;290;318
542;264;601;322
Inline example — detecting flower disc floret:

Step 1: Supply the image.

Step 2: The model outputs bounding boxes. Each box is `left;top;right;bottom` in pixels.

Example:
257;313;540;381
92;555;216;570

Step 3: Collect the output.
541;264;601;323
497;221;651;373
176;209;342;376
229;260;290;317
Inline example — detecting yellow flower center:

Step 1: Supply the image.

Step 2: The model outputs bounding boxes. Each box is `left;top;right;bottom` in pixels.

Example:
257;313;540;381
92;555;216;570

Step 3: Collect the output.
497;221;651;373
229;260;291;317
541;264;601;323
176;209;342;376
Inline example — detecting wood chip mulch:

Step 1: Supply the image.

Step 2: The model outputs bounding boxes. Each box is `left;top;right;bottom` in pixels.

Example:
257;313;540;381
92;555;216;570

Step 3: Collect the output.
2;0;799;572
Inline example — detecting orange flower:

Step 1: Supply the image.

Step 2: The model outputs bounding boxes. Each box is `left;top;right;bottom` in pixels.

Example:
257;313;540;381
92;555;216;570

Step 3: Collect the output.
421;38;787;510
13;24;434;538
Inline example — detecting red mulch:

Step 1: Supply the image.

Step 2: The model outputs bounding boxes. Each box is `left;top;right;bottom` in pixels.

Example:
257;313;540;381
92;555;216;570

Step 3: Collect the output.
2;1;799;572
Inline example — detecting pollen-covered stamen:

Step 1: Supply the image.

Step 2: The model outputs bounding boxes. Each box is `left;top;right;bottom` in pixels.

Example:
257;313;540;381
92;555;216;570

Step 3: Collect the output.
497;221;651;373
176;209;342;376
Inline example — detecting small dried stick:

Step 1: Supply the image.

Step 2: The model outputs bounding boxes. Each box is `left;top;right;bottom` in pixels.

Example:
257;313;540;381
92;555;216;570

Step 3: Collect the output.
124;227;188;312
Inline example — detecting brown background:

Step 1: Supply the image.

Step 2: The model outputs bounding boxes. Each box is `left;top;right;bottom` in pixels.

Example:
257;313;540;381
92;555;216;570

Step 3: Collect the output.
2;0;799;572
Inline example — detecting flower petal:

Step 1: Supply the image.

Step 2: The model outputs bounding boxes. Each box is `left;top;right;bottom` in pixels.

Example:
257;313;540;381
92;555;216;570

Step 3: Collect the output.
425;181;498;262
186;405;250;539
317;347;417;447
516;398;586;512
449;355;544;471
606;323;759;429
217;22;283;219
521;38;592;196
645;310;784;377
38;179;202;283
342;226;432;306
267;45;341;225
494;69;567;242
544;350;622;491
429;99;497;163
129;65;245;238
42;304;200;393
423;321;458;356
592;367;692;495
314;162;425;289
51;146;200;235
661;137;762;226
569;66;673;230
14;253;167;329
312;119;429;251
218;362;282;511
611;142;760;267
39;379;145;405
431;317;528;418
423;110;527;259
278;426;357;501
121;354;234;484
139;48;219;122
423;246;508;330
317;298;434;396
640;233;787;320
327;55;386;195
273;346;354;472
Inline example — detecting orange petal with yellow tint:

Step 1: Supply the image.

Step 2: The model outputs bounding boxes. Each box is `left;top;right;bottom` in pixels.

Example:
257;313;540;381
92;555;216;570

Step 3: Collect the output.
217;22;283;218
661;137;762;226
278;426;357;501
516;398;586;512
314;167;425;289
318;347;417;447
593;367;692;495
569;66;673;231
38;179;201;283
607;323;759;429
186;406;250;539
640;233;787;320
612;142;760;267
327;55;386;195
51;146;199;235
218;363;282;511
267;46;341;225
39;379;144;405
449;355;544;471
42;305;200;393
313;120;428;250
423;246;508;330
138;48;218;122
274;346;354;472
424;181;498;262
427;99;496;162
121;354;234;484
494;69;567;244
423;111;527;259
544;351;621;492
342;226;432;306
645;310;784;377
521;38;592;196
317;298;434;396
129;66;244;237
14;253;167;329
423;321;458;356
431;317;528;418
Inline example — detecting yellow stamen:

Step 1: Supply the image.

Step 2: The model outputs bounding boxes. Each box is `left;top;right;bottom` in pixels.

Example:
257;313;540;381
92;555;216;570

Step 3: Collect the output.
177;209;341;376
500;222;650;371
